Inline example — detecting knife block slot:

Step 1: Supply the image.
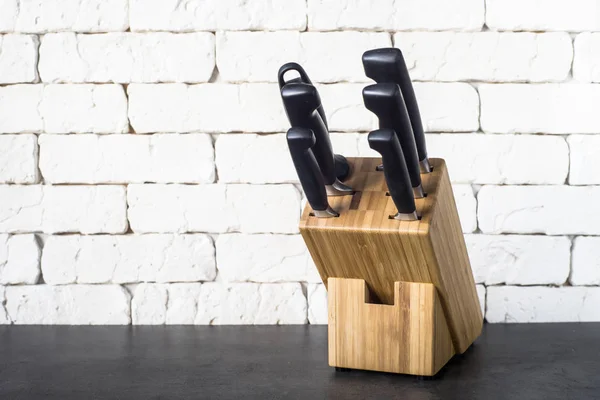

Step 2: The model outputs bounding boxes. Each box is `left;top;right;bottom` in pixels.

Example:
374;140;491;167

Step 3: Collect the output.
328;277;455;376
299;158;482;376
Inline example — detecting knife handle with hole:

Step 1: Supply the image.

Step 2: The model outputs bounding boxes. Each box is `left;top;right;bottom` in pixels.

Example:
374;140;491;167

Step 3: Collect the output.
281;82;352;195
287;127;339;218
368;129;418;221
278;62;328;130
362;48;431;173
363;83;425;198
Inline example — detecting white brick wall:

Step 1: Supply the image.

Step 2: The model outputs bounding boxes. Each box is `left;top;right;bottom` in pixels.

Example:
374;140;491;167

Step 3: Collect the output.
6;285;131;324
0;84;128;134
217;31;391;83
395;32;572;82
42;234;216;284
307;0;484;31
39;32;215;83
480;84;600;134
1;0;599;325
216;234;320;283
39;134;215;184
485;0;600;32
0;134;39;183
0;234;41;284
0;185;127;234
129;0;306;32
0;34;39;83
0;0;129;33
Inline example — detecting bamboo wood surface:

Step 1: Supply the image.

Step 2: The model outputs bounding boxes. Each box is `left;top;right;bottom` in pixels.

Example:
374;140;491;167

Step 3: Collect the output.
300;158;482;354
328;277;454;376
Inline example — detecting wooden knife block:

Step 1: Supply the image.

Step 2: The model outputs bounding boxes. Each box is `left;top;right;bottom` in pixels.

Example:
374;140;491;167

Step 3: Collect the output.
299;158;483;376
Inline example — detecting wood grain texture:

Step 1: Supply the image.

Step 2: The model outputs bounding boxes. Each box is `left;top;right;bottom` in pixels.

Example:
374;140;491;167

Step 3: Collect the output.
300;158;482;354
328;277;454;376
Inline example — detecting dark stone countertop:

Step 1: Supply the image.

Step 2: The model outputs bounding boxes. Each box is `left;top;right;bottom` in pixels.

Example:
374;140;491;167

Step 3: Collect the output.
1;323;599;399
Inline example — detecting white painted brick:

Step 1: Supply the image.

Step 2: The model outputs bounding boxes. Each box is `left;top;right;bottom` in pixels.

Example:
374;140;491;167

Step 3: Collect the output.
466;235;570;285
0;134;38;184
453;185;477;233
216;234;319;283
332;133;363;157
480;84;600;134
486;0;600;32
128;84;286;134
39;84;128;134
0;234;40;285
395;32;572;82
476;285;485;318
478;186;600;235
0;285;8;324
5;285;130;324
0;236;5;268
127;184;300;234
0;34;38;83
130;0;306;31
42;234;215;285
225;185;301;234
568;135;600;185
127;185;231;234
428;134;568;184
414;83;479;132
0;0;128;33
39;134;215;184
0;84;128;134
307;283;327;324
0;85;43;133
573;33;600;82
487;286;600;323
216;134;296;184
317;84;376;132
217;31;391;83
166;283;203;324
0;185;127;234
132;284;167;325
196;283;307;325
39;32;215;83
308;0;484;31
571;237;600;285
130;283;205;325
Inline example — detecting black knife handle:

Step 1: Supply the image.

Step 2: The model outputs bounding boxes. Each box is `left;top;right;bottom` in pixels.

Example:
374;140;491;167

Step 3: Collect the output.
281;82;336;186
287;127;338;217
362;48;428;166
362;83;422;190
278;63;328;129
368;129;416;217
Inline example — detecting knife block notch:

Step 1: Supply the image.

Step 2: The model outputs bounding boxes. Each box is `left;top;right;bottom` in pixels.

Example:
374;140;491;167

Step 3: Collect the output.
299;158;482;376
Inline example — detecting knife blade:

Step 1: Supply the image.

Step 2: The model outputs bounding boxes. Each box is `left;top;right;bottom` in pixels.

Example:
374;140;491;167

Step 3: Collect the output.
368;128;418;221
362;83;425;198
287;127;339;218
280;82;352;195
362;48;431;173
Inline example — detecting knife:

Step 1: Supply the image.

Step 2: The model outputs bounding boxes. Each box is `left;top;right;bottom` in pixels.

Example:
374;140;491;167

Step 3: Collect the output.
368;129;419;221
280;82;352;195
287;127;339;218
278;63;350;182
362;48;431;173
363;83;425;198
